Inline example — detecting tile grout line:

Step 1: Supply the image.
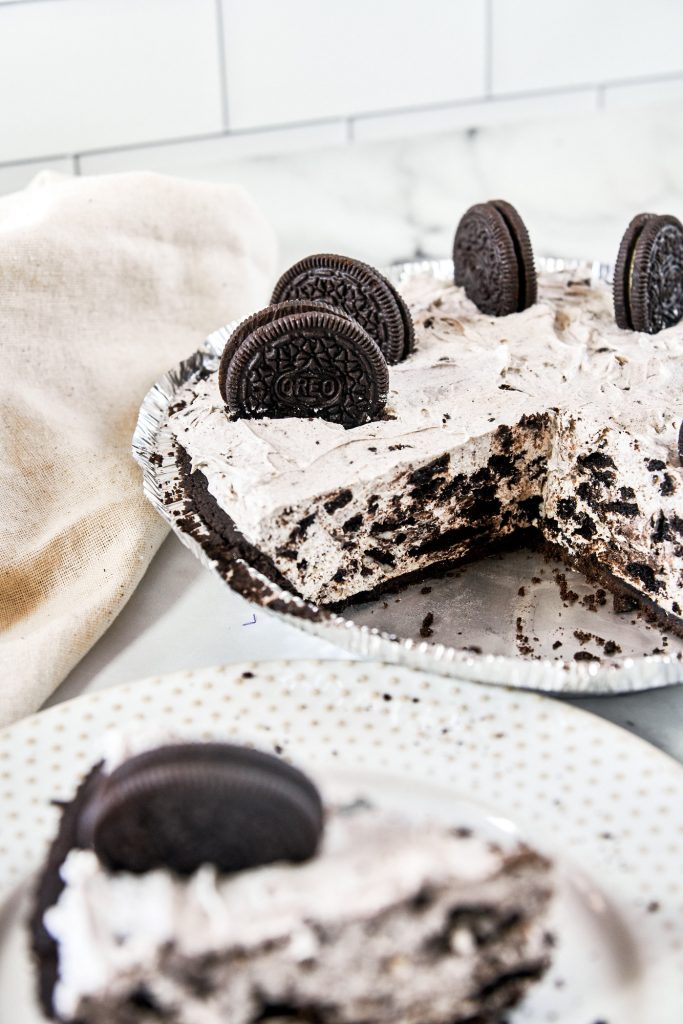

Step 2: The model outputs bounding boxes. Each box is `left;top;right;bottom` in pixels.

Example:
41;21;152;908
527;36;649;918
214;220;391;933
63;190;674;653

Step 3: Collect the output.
3;70;683;175
0;0;62;6
214;0;230;132
0;151;76;172
0;116;351;172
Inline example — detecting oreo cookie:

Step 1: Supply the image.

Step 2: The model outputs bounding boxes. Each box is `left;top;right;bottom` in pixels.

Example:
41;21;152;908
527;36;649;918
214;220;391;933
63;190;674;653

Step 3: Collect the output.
613;212;683;334
218;299;337;404
77;743;324;876
271;253;414;364
453;199;537;316
679;421;683;467
613;213;654;330
385;276;416;361
223;308;389;428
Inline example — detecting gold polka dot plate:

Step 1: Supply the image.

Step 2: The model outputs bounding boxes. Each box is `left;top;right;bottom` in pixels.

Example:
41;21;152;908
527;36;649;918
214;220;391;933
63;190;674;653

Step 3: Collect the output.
0;660;682;1021
133;258;683;695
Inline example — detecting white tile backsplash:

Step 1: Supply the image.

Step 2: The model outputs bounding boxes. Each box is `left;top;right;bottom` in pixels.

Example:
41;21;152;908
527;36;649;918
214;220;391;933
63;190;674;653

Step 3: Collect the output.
0;0;682;175
221;0;486;130
491;0;683;94
353;88;599;144
0;0;223;164
80;121;349;177
604;74;683;110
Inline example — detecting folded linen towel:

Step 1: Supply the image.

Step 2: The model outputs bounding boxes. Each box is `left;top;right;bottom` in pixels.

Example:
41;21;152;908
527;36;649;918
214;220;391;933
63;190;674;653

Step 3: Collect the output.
0;171;277;725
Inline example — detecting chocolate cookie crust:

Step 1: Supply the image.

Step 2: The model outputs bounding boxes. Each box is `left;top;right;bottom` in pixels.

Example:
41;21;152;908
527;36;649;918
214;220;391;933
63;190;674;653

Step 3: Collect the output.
30;765;105;1018
173;433;683;641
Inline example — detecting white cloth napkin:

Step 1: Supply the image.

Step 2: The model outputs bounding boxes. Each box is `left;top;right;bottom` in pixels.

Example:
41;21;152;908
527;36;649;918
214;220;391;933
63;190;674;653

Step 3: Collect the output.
0;171;277;726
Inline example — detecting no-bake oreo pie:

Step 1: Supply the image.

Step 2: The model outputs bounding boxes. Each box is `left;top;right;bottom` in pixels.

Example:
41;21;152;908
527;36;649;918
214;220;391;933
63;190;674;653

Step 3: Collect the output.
31;740;553;1024
167;204;683;636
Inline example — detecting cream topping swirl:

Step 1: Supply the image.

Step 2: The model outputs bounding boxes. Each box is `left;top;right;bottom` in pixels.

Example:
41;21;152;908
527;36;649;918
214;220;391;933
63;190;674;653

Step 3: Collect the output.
170;269;682;531
45;805;503;1018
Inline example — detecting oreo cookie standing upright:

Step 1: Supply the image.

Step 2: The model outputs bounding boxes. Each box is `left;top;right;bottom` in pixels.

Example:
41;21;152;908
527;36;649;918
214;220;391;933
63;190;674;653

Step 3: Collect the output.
218;299;340;405
453;199;537;316
613;212;655;330
384;276;416;361
223;308;389;428
271;253;413;364
613;212;683;334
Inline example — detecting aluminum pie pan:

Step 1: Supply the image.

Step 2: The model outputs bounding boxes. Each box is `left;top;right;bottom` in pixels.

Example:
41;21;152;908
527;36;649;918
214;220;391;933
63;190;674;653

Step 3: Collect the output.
132;257;683;694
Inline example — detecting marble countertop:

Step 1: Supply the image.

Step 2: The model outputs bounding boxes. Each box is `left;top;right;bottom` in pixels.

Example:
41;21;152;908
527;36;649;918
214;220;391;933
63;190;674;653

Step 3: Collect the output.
46;106;683;762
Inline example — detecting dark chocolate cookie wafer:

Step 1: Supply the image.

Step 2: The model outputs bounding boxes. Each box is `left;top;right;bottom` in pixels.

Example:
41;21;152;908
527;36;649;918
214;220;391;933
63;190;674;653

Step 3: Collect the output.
223;308;389;428
453;200;536;316
271;253;413;364
613;213;655;329
77;743;324;876
30;764;105;1018
385;276;416;359
218;299;344;404
490;199;537;309
614;213;683;334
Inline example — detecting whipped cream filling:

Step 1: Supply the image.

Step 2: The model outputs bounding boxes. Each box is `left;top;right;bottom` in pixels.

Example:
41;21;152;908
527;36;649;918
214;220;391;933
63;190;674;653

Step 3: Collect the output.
45;805;505;1019
172;271;680;509
168;269;682;606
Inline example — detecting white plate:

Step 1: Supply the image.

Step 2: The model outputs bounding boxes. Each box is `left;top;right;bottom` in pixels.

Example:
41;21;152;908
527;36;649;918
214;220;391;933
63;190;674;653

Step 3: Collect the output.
132;257;683;695
1;661;682;1023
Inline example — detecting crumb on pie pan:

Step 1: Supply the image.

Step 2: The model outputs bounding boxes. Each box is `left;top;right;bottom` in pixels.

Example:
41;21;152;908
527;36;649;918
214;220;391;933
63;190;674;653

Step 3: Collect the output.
132;258;683;695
